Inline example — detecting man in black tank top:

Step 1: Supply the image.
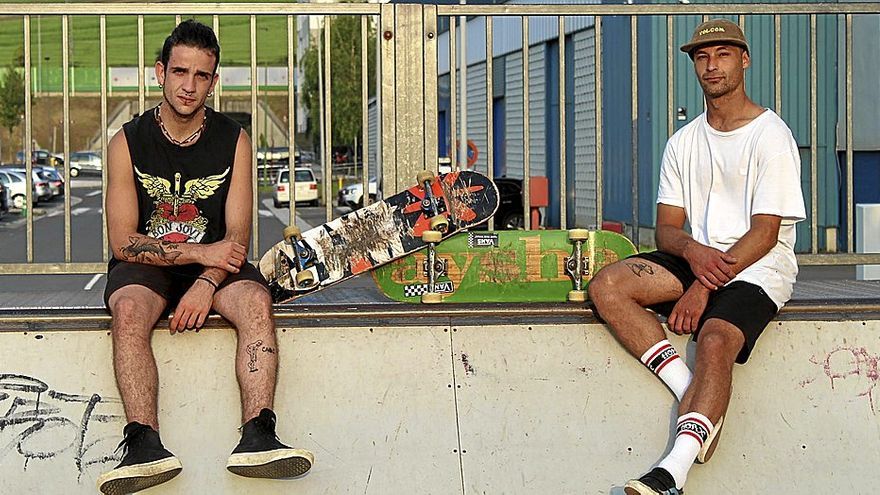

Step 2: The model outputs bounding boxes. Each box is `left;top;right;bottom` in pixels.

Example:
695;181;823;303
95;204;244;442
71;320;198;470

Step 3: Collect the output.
98;21;312;495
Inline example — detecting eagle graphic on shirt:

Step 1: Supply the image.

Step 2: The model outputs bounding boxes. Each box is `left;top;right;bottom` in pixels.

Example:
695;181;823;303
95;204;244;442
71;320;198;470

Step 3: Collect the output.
135;165;230;243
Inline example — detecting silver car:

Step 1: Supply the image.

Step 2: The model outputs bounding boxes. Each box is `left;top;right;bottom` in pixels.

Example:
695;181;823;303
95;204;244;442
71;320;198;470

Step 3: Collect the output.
69;151;103;177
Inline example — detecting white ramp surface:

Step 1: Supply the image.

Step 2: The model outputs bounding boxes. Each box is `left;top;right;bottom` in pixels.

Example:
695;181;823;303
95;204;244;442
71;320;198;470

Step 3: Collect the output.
1;318;879;493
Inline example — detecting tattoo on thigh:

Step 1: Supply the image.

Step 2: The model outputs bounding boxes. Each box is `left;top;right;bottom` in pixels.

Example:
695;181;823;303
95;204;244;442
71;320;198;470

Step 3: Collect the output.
626;262;654;277
246;340;263;373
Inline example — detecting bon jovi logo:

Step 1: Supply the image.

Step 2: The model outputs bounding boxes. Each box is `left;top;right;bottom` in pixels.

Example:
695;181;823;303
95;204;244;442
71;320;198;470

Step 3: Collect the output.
135;165;230;243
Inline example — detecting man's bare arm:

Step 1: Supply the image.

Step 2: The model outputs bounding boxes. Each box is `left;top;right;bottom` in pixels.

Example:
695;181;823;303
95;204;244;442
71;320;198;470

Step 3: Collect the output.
106;130;246;270
655;203;737;290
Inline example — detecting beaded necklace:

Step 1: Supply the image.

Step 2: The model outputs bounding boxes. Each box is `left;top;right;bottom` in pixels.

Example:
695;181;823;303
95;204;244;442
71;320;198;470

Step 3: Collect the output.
155;103;206;146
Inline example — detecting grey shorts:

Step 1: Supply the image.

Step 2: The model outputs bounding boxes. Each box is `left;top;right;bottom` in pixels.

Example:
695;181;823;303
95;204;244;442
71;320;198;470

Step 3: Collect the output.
629;251;779;364
104;259;269;315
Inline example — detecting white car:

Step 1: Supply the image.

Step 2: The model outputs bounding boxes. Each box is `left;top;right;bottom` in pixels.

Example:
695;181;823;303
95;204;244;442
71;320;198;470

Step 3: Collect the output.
273;168;319;207
0;170;41;209
337;178;378;209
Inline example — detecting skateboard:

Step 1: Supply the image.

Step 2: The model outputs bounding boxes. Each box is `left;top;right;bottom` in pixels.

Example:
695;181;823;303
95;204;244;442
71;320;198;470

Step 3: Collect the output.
258;170;499;303
372;229;637;303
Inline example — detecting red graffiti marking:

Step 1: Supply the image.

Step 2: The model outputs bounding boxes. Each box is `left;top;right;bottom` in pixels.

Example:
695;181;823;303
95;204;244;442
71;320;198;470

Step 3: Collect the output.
810;346;880;414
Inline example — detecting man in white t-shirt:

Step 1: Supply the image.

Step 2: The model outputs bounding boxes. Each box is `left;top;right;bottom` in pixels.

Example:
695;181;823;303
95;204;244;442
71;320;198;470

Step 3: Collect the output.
588;19;806;495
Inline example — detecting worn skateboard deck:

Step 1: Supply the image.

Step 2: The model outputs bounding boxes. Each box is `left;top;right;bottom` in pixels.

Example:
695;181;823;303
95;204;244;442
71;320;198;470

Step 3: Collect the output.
259;170;499;303
372;230;637;303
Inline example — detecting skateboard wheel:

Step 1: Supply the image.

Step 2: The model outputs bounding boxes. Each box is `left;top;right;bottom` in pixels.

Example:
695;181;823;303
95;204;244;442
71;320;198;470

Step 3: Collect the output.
421;230;443;243
422;292;443;304
567;290;587;303
568;228;590;241
283;225;302;243
295;270;315;287
429;215;449;232
416;170;434;186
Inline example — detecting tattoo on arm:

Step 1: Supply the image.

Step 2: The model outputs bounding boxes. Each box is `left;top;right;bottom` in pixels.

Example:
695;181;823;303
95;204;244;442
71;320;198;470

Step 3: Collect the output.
121;236;182;264
626;262;655;277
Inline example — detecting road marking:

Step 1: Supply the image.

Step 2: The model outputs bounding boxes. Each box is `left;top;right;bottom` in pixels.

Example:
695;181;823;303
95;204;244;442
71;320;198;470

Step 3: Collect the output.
71;207;91;216
259;209;273;218
86;190;102;197
84;273;104;291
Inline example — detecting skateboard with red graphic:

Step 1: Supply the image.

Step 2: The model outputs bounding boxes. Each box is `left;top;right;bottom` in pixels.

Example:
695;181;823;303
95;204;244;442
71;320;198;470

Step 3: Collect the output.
258;170;499;303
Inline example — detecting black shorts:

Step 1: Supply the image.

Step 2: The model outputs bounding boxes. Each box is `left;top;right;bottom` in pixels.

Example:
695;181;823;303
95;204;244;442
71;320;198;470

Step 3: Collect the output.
629;251;779;364
103;259;269;314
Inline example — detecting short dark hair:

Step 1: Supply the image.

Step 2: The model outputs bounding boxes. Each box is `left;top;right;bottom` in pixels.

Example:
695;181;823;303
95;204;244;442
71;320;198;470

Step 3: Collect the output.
160;20;220;73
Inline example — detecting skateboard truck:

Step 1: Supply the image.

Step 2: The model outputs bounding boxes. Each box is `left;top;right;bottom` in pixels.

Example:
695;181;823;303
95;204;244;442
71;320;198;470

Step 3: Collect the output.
421;229;444;303
565;229;591;302
417;170;449;233
422;258;448;278
283;225;316;289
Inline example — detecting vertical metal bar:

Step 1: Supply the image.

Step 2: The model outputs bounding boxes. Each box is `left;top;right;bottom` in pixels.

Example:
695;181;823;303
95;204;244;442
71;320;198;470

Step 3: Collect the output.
486;15;494;230
423;7;438;178
380;4;396;192
774;14;781;115
175;15;182;26
459;12;468;172
138;15;145;115
250;15;259;255
24;16;33;262
395;5;426;184
595;17;603;230
62;15;71;262
738;15;745;29
630;15;639;246
213;15;221;109
287;15;296;226
809;14;818;253
101;15;109;262
558;16;566;230
318;19;327;207
362;15;370;206
323;17;333;221
667;15;673;139
522;16;530;230
449;17;457;165
845;14;853;252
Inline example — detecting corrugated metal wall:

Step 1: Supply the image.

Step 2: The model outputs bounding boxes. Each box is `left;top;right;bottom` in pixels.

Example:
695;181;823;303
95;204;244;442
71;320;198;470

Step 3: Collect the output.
572;28;598;227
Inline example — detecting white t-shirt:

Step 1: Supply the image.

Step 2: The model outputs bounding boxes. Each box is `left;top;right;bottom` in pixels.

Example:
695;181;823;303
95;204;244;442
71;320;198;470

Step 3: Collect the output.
657;109;806;309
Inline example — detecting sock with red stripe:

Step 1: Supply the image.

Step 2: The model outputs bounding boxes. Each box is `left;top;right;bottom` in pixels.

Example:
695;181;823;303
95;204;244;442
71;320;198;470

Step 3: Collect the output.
657;412;714;489
639;340;692;401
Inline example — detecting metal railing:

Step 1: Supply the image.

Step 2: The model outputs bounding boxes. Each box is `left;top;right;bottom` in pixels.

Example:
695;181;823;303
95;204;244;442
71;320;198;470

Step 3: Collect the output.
0;2;878;277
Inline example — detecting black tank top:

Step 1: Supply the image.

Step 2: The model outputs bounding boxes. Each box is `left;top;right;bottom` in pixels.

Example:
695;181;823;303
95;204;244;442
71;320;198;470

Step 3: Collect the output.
123;105;241;245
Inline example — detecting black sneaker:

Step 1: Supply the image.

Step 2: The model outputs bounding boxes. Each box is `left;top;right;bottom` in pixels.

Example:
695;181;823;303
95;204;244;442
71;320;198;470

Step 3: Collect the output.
624;467;683;495
97;422;183;495
226;408;314;479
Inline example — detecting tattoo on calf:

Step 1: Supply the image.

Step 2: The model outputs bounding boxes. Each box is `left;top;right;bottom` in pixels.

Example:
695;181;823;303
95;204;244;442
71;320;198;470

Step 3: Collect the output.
626;262;654;277
121;236;182;264
246;340;263;373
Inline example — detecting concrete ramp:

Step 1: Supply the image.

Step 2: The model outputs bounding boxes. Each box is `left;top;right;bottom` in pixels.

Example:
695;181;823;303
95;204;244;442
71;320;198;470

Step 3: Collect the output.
2;313;878;494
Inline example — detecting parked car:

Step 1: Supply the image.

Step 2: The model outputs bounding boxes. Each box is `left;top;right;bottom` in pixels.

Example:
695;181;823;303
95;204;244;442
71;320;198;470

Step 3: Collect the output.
338;178;378;209
16;149;64;168
6;168;53;202
273;168;319;207
35;166;65;197
69;151;103;176
0;170;41;209
0;181;8;218
493;177;541;230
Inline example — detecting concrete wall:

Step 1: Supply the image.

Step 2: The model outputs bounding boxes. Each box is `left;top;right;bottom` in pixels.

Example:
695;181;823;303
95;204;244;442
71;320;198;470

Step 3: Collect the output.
2;316;879;493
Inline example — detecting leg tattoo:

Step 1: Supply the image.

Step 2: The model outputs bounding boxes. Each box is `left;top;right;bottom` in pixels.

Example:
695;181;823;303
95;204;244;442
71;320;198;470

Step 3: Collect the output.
626;261;654;277
246;340;263;373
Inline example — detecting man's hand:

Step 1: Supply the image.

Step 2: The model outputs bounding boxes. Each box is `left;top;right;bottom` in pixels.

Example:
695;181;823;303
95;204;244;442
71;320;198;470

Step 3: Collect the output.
169;279;215;334
196;240;247;273
668;283;711;335
683;241;737;290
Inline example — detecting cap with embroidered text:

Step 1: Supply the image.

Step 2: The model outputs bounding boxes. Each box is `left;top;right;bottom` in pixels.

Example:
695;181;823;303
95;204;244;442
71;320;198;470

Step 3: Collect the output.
680;18;750;56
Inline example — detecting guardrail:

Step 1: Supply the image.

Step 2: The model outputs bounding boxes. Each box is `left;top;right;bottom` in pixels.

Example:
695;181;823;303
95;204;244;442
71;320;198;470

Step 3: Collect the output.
0;3;878;276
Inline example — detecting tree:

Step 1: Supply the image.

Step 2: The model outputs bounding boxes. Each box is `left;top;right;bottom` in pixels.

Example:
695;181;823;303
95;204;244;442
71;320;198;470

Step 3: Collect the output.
0;52;25;136
302;14;376;154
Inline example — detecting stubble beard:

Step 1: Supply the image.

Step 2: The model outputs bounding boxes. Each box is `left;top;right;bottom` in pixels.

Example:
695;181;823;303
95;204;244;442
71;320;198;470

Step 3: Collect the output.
161;85;204;123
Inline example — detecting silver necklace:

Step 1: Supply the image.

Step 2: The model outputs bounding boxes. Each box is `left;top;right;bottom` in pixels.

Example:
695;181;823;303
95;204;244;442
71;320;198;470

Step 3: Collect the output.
155;103;206;146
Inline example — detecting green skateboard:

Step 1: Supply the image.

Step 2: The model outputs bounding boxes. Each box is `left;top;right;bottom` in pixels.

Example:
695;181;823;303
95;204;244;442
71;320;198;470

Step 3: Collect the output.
372;229;637;303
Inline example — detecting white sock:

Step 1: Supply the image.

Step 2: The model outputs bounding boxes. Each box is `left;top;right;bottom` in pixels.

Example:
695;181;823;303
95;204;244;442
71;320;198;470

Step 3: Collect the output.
657;412;714;489
639;340;692;401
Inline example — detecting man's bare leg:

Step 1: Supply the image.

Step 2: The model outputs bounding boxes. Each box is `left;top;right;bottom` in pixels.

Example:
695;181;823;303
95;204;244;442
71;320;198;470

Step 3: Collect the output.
212;280;277;423
108;285;167;430
214;279;313;479
589;259;685;357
